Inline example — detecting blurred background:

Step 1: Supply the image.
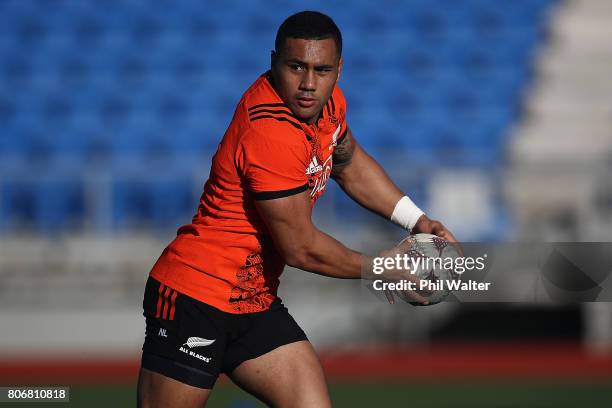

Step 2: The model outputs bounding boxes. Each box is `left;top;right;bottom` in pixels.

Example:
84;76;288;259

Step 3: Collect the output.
1;0;611;406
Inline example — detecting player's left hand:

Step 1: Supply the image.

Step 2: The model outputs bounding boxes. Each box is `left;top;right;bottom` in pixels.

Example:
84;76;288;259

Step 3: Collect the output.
412;215;456;242
412;215;462;255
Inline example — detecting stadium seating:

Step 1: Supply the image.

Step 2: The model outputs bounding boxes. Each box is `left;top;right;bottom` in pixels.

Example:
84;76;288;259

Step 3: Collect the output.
0;0;556;236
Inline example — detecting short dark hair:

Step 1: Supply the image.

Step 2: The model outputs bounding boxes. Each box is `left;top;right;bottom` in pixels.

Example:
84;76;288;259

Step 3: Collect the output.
275;11;342;57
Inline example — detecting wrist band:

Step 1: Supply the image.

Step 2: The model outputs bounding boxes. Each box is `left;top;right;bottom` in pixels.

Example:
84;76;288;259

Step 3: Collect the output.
390;196;424;231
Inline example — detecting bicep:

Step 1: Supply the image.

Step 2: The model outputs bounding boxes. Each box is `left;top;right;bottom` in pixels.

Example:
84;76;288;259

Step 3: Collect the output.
331;127;356;178
254;190;315;263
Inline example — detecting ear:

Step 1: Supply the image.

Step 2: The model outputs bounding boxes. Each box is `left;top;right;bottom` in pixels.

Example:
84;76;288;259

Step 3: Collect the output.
337;57;343;82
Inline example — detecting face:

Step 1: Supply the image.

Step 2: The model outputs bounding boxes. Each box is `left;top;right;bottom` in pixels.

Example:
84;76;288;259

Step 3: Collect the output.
271;38;343;124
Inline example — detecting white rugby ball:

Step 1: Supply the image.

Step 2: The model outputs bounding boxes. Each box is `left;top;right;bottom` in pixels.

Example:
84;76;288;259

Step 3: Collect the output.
395;233;461;305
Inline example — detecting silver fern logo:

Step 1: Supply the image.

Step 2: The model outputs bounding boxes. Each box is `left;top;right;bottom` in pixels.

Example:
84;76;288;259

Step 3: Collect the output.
183;337;216;348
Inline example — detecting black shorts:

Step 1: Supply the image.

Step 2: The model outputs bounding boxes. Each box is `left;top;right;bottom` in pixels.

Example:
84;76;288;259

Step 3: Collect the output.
140;277;307;389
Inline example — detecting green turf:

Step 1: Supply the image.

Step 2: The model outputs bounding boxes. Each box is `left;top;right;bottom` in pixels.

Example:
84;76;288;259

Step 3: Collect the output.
5;381;612;407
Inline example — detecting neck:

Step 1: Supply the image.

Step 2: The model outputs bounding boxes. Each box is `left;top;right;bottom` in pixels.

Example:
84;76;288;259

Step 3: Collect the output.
307;111;322;125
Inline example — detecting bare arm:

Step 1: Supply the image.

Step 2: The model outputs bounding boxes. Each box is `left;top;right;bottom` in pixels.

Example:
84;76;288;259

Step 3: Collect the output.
331;128;404;219
254;189;369;279
254;188;429;304
332;128;459;244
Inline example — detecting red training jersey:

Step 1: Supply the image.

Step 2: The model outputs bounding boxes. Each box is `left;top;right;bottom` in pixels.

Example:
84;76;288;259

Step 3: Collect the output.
150;72;348;313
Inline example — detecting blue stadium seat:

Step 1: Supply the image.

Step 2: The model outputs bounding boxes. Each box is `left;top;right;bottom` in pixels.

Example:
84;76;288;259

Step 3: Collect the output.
111;176;197;229
149;178;198;228
0;176;85;233
111;178;152;227
0;0;556;237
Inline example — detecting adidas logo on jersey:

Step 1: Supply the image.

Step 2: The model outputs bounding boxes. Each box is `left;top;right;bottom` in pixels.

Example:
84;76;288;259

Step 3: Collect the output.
306;157;323;175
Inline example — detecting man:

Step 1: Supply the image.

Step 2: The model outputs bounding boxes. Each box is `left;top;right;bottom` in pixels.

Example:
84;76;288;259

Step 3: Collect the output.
138;11;456;407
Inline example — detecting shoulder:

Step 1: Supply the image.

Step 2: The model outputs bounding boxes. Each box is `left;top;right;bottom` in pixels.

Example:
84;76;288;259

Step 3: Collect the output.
322;84;347;134
246;102;304;135
329;84;347;117
239;74;306;141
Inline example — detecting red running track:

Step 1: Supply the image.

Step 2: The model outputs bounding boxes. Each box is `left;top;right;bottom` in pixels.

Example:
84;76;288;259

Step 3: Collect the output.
1;343;611;384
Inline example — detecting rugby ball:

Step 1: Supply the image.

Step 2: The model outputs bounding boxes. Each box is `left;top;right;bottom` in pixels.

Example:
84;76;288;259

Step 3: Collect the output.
395;233;461;305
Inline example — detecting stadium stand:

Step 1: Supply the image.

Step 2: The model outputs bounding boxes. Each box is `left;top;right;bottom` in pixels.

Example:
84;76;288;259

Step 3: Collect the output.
508;0;612;240
7;4;612;406
0;0;555;238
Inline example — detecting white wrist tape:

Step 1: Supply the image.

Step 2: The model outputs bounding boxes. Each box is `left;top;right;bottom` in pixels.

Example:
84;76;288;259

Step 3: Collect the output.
390;196;424;231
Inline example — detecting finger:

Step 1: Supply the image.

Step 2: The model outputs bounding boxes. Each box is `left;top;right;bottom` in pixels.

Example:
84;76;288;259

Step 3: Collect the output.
440;229;456;242
404;273;435;296
384;289;395;304
416;284;434;297
438;230;464;256
401;289;429;305
431;222;451;240
396;236;414;253
441;230;465;257
431;224;465;257
451;241;465;257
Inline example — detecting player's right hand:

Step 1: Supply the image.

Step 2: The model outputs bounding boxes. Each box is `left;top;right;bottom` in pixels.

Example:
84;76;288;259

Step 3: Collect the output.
374;238;432;305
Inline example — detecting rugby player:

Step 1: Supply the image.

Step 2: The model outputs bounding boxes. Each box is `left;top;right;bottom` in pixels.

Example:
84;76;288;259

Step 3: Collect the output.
138;11;457;407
